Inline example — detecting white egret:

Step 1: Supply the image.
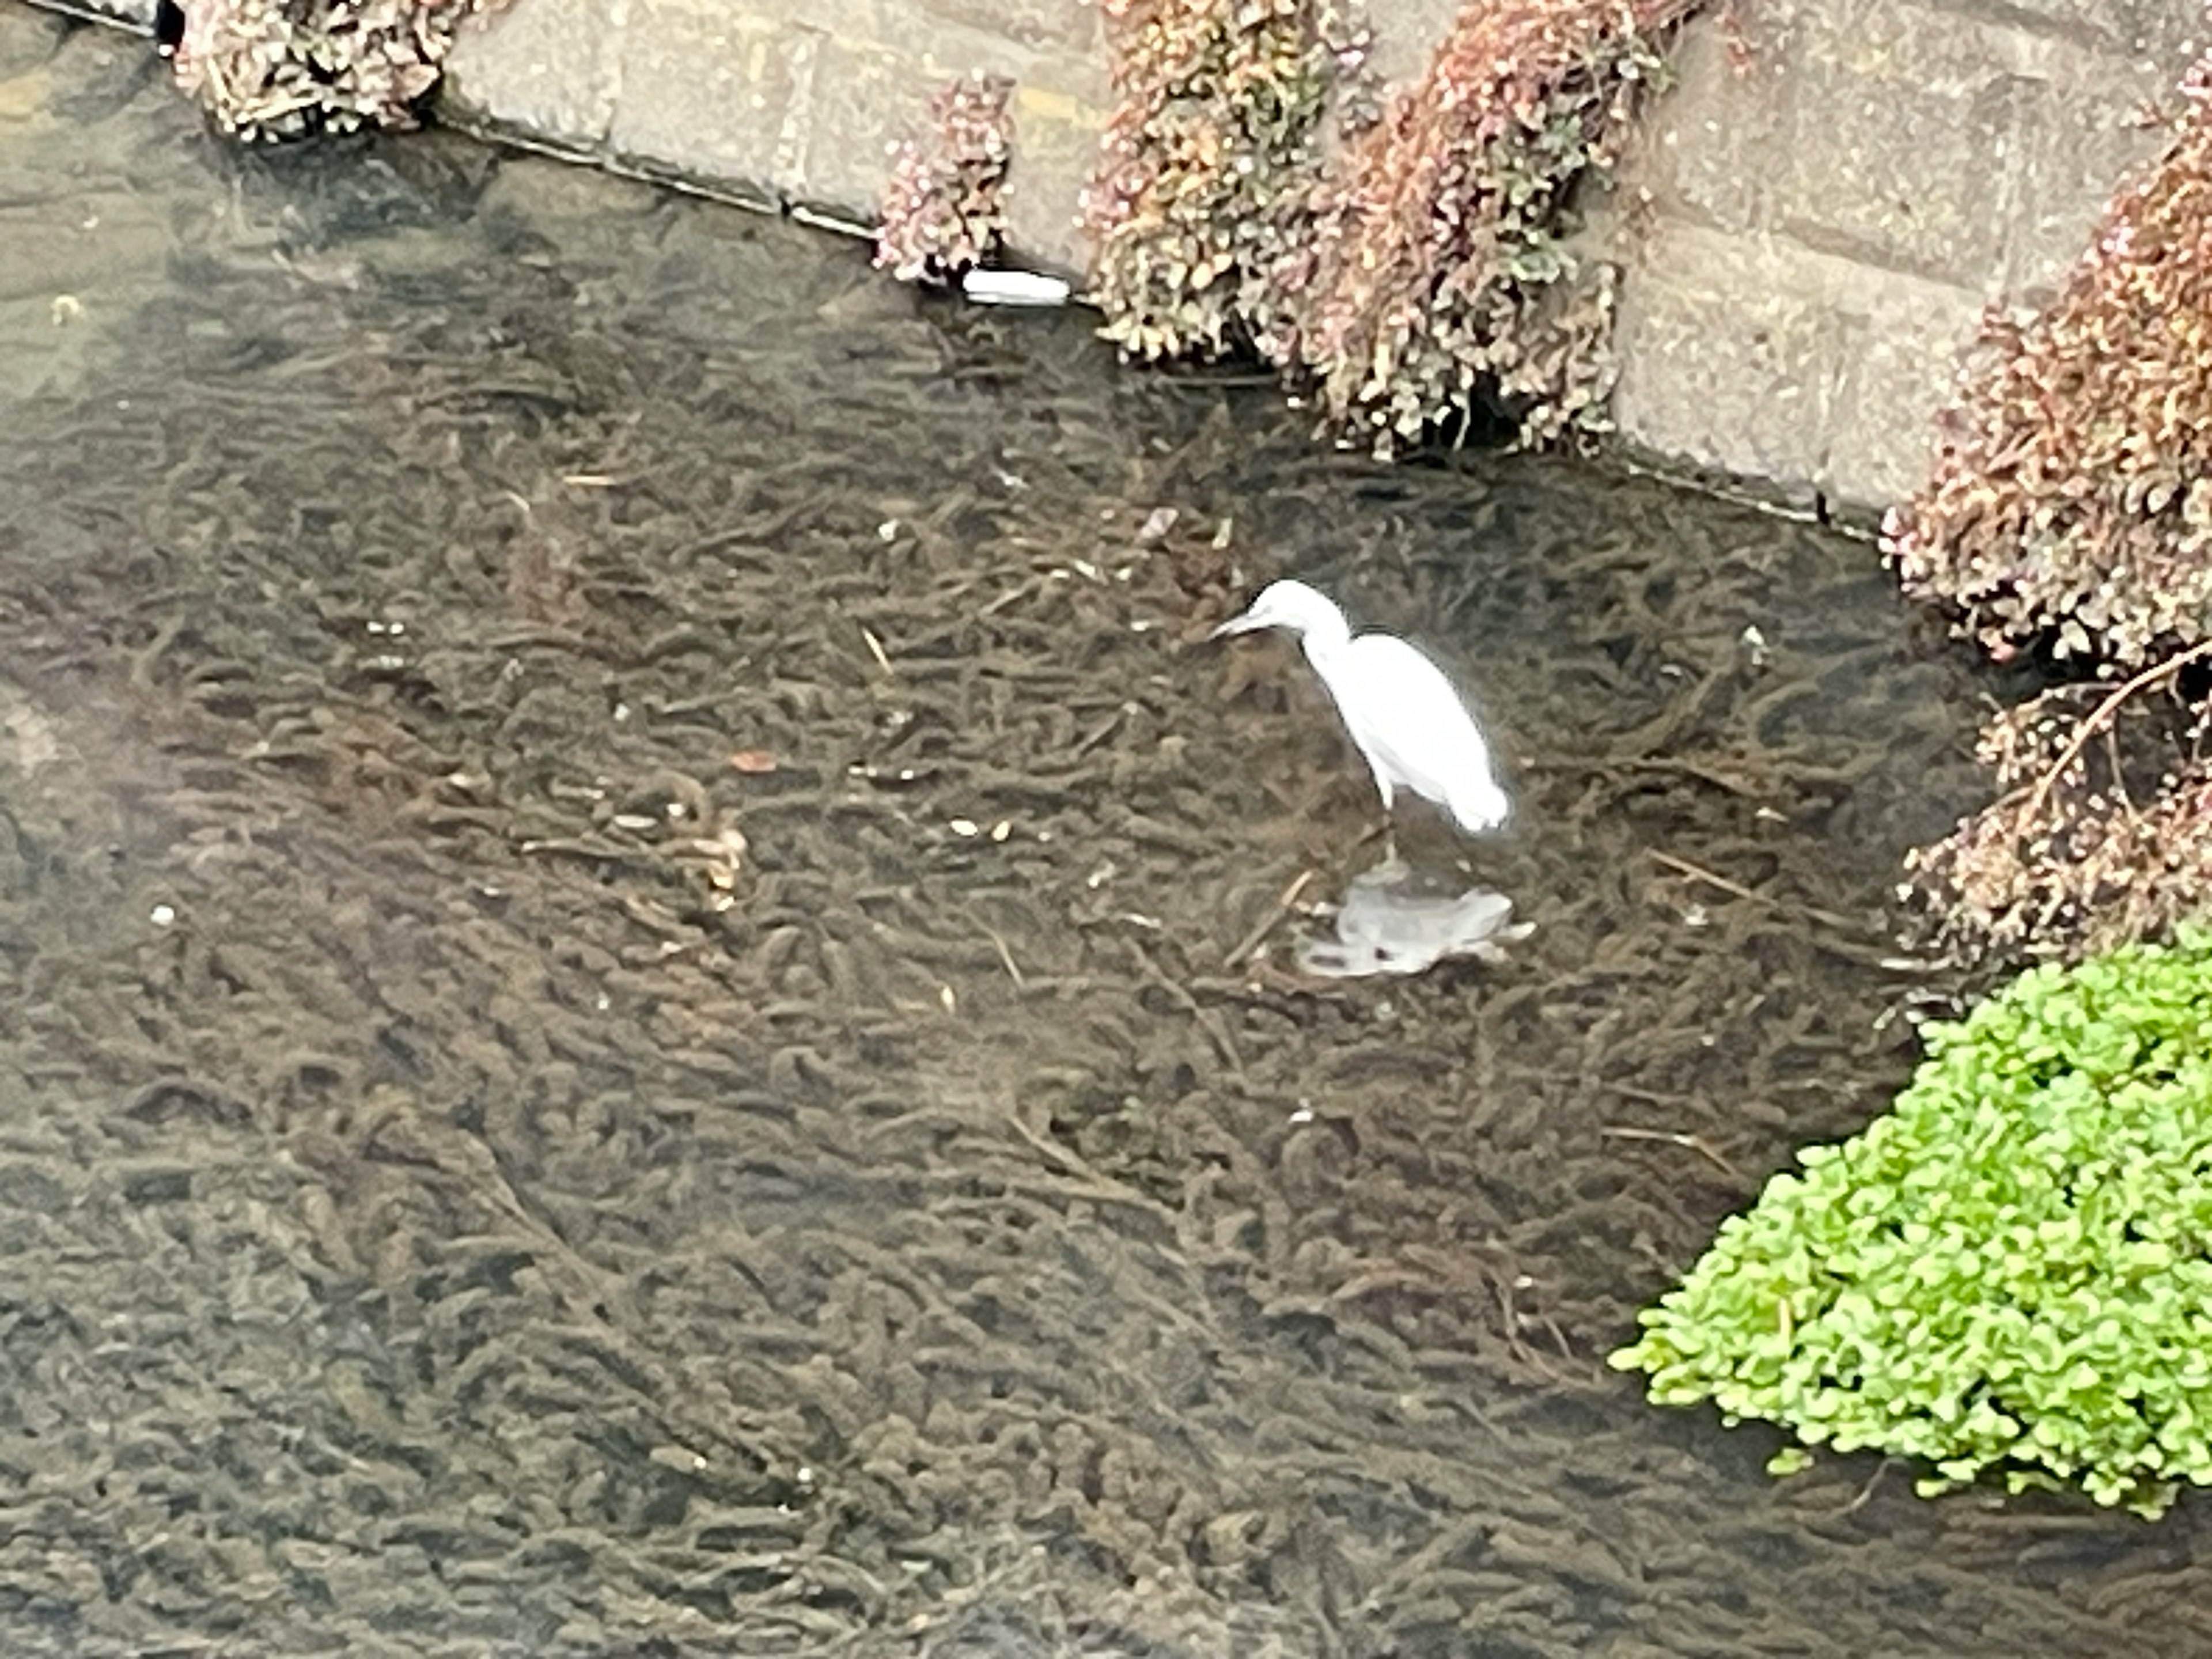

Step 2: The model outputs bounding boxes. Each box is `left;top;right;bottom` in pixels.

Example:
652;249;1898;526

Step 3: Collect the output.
1210;579;1511;837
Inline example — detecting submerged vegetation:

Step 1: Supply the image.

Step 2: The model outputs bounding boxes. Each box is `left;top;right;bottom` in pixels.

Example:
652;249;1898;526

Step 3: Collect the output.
1614;932;2212;1517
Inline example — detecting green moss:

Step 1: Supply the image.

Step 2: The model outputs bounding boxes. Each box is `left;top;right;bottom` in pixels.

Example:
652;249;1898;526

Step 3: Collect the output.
1612;929;2212;1517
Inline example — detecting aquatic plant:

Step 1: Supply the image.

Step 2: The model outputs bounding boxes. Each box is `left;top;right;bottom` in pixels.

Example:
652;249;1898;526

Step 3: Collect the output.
1268;0;1697;454
171;0;513;140
874;72;1017;285
1885;45;2212;961
1612;930;2212;1518
1081;0;1338;361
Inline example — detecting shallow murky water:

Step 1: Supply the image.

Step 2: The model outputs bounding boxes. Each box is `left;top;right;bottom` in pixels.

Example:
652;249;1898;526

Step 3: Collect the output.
5;10;2211;1656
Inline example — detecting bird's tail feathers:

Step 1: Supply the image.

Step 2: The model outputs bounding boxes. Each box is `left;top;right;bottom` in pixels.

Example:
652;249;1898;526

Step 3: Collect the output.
1450;779;1512;835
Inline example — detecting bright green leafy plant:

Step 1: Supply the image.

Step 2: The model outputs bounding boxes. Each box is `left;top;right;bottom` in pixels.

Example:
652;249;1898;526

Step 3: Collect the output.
1612;930;2212;1517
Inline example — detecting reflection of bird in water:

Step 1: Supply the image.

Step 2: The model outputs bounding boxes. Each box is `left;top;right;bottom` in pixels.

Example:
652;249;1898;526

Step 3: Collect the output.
1211;579;1511;843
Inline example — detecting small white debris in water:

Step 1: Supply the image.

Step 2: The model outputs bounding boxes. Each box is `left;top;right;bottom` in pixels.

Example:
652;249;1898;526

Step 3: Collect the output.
596;994;611;1011
1740;623;1771;668
613;703;632;722
149;904;176;927
878;520;899;542
949;817;980;837
1288;1105;1315;1125
961;267;1072;307
1513;1274;1536;1290
51;295;82;325
1683;903;1709;929
939;984;957;1013
990;820;1012;842
796;1465;816;1487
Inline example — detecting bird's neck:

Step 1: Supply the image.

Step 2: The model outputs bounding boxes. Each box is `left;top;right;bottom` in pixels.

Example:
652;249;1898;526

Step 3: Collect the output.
1291;615;1344;659
1299;622;1353;665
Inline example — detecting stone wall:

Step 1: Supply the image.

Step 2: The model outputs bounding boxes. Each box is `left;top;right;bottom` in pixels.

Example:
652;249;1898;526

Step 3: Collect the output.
442;0;1111;267
1603;0;2199;507
62;0;2205;512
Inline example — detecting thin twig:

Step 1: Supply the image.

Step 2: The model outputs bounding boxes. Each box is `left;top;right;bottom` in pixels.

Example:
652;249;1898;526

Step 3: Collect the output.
1224;868;1317;968
2027;637;2212;819
979;922;1025;989
1839;1457;1893;1517
1647;849;1863;935
1601;1124;1740;1178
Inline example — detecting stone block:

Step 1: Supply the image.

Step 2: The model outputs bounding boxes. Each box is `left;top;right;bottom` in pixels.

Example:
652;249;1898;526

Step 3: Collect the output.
606;0;811;199
442;0;622;150
918;0;1101;55
2001;50;2174;291
1003;76;1104;271
1768;0;2026;285
75;0;154;25
1824;267;1985;505
1609;222;1853;503
1627;14;1794;236
1361;0;1465;86
793;32;938;217
1928;0;2205;61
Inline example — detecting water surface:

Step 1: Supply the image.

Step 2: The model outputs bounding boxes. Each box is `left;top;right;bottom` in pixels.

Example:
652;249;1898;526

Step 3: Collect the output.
3;10;2206;1655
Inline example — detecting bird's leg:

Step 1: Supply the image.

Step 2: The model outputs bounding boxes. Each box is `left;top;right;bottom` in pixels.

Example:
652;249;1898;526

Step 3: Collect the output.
1365;771;1403;873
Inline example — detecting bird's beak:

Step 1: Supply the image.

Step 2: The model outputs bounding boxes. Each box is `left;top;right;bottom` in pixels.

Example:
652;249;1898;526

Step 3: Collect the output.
1209;610;1265;640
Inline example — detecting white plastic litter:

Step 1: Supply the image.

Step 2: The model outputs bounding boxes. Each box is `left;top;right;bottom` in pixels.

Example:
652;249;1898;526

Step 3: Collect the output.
961;268;1073;308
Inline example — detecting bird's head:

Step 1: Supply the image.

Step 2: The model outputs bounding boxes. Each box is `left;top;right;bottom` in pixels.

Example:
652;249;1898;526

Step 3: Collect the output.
1209;579;1349;645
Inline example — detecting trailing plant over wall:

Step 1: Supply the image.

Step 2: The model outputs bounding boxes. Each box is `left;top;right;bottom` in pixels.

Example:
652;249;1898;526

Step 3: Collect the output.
1613;930;2212;1518
1886;47;2212;963
1882;59;2212;669
171;0;513;139
1082;0;1697;450
1269;0;1697;454
875;72;1017;285
1082;0;1337;361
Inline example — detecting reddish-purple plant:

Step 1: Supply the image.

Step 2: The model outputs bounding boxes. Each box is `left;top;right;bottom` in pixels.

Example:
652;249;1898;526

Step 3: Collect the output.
1884;59;2212;668
171;0;513;139
1892;47;2212;961
1082;0;1335;361
1269;0;1700;455
875;72;1017;285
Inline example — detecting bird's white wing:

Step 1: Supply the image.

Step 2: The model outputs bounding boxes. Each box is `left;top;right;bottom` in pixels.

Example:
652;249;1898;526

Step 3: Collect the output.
1330;635;1503;813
